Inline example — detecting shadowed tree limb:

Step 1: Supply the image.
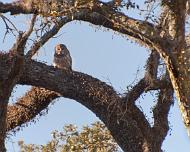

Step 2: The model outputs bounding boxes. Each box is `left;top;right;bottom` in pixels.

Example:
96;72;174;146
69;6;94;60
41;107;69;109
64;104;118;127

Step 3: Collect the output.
151;82;174;148
0;1;185;150
4;48;174;151
18;60;146;152
0;32;28;151
160;1;190;135
0;57;167;151
0;1;173;51
122;50;160;105
7;87;59;132
0;1;36;15
0;14;37;149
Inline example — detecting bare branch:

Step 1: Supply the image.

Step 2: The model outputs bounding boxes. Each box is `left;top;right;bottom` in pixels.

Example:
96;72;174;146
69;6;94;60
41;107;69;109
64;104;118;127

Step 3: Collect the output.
123;78;148;104
152;83;174;147
22;14;37;39
26;17;72;58
0;13;19;41
145;50;160;82
122;50;160;105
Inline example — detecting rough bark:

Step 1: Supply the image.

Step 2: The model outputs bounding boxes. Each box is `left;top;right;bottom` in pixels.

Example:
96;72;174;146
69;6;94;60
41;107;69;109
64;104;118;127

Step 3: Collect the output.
19;59;150;152
159;1;190;135
0;57;170;151
0;34;25;151
7;87;59;132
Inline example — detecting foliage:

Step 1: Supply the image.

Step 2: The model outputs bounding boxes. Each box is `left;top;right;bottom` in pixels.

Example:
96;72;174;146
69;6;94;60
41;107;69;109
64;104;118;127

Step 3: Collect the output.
18;121;119;152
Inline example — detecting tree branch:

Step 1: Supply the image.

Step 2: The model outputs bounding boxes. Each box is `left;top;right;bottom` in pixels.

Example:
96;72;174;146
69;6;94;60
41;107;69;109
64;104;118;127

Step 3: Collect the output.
26;17;72;58
144;50;160;83
160;1;190;136
0;1;173;51
0;32;26;151
7;87;59;132
151;84;174;148
0;2;34;15
2;59;150;151
123;78;147;104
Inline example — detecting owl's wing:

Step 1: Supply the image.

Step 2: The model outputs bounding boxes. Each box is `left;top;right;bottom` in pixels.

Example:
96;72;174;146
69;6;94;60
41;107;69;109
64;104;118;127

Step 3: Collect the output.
66;53;72;67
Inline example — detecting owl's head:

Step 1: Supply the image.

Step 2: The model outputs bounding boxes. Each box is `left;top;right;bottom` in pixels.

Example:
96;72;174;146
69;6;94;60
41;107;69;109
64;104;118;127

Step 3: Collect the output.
55;44;67;55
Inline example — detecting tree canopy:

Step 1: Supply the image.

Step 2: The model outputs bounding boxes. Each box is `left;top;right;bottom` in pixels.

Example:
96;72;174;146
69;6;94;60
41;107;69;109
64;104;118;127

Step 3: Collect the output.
0;0;190;151
18;121;119;152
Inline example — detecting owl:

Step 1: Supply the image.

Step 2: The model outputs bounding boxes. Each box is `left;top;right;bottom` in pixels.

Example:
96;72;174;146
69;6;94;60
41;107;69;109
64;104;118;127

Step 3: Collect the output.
53;44;72;70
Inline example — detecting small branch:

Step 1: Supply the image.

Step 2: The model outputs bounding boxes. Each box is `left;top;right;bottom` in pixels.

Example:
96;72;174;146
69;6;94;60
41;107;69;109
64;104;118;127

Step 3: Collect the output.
144;50;160;83
123;50;160;105
0;13;19;41
143;50;169;92
151;82;174;147
123;78;148;104
26;17;72;59
22;14;37;39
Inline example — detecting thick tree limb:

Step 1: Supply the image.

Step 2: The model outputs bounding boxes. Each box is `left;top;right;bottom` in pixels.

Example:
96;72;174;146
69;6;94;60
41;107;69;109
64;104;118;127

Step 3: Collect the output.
0;1;173;51
0;1;35;15
7;87;59;132
160;1;190;135
0;58;157;151
1;1;178;93
0;33;26;151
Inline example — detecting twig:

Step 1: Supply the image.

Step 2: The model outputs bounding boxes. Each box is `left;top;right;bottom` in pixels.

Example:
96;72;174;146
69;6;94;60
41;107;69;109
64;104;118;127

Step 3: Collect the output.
0;13;19;42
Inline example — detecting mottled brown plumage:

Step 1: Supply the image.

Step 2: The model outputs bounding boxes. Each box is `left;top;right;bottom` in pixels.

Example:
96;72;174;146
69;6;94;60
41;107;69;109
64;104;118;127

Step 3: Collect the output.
53;44;72;70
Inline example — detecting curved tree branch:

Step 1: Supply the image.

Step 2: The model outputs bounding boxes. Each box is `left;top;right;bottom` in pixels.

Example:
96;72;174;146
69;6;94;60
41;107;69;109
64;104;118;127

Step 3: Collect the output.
0;58;153;151
0;1;172;50
7;87;59;132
